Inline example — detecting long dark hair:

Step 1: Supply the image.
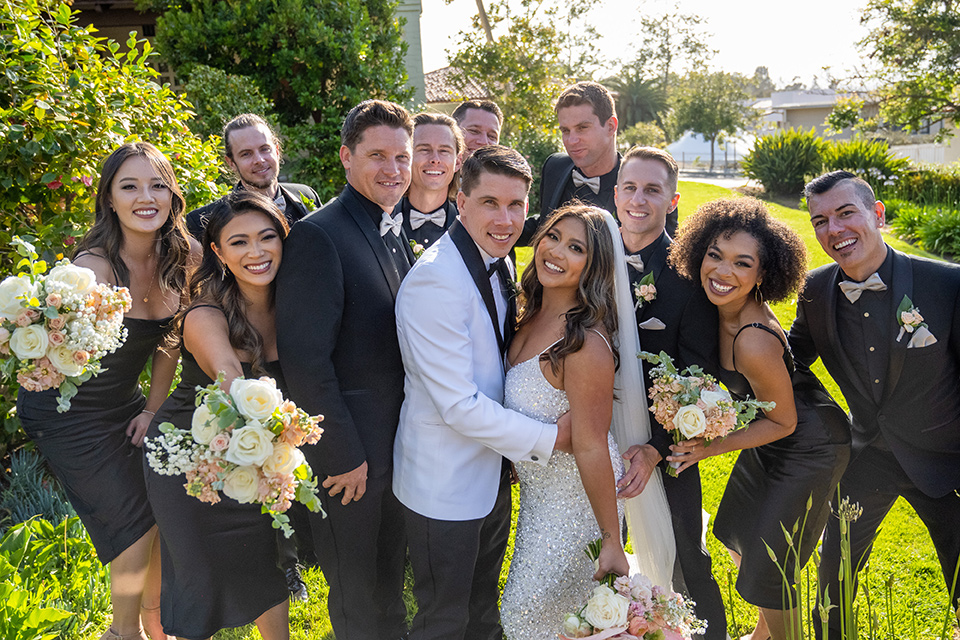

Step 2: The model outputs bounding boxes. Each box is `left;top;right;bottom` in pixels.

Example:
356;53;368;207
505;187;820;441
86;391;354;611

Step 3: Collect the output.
76;142;190;294
518;203;619;374
178;190;289;374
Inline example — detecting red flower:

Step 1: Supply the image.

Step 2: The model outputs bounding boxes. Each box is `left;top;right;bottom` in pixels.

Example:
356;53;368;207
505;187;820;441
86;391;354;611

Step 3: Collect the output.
46;177;63;190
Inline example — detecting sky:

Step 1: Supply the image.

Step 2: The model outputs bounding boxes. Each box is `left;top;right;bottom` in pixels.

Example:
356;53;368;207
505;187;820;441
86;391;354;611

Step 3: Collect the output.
419;0;873;88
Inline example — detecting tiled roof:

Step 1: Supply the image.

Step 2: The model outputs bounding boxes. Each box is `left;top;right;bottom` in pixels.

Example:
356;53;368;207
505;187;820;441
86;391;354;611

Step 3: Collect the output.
424;66;490;104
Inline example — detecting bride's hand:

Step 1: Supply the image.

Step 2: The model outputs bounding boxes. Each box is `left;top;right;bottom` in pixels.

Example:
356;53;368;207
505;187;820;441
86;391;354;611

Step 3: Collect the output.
594;540;629;581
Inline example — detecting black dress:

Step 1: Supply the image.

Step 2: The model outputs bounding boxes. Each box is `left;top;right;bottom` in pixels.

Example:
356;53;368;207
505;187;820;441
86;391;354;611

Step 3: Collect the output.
16;316;169;563
712;323;851;609
143;346;287;640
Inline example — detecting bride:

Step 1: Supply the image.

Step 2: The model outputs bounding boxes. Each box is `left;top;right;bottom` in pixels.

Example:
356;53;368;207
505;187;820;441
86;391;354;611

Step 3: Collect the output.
500;204;675;639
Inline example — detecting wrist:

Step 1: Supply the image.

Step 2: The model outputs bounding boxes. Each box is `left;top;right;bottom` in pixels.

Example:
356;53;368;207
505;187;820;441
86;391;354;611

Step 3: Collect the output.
141;409;156;416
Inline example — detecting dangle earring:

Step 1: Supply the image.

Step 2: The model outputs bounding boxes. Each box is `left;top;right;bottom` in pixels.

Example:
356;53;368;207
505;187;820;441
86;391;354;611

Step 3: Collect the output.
220;262;227;281
754;282;764;305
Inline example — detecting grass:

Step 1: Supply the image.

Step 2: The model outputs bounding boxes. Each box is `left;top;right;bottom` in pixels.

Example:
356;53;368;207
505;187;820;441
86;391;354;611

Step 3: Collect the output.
149;183;959;639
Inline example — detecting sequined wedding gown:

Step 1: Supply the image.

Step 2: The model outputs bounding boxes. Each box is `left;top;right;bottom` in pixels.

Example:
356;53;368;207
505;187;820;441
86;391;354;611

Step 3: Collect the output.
500;350;625;640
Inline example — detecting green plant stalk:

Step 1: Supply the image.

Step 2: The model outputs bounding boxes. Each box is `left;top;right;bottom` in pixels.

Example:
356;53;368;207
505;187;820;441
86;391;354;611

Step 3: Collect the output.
938;557;960;640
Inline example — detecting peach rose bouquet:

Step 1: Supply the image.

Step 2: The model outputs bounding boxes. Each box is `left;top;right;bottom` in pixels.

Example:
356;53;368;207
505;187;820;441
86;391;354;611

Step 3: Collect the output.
638;350;774;477
0;237;132;411
145;372;325;537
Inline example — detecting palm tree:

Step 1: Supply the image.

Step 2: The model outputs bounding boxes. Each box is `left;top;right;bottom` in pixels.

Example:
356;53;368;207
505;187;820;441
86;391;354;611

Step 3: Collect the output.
604;64;668;129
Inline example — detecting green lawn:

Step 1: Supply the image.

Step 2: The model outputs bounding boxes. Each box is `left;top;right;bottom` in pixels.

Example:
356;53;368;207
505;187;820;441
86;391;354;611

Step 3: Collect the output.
215;183;956;639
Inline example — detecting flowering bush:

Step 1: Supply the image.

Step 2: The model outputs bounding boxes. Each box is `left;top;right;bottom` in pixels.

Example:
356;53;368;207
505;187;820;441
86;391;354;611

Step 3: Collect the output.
638;350;774;476
145;373;325;537
0;238;131;411
561;573;705;639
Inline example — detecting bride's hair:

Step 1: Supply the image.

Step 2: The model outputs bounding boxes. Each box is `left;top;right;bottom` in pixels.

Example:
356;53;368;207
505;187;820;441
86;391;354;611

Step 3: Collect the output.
518;202;619;374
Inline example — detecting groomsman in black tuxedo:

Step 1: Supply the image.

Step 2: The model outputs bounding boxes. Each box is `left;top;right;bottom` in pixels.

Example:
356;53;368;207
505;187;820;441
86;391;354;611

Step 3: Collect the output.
397;112;463;252
452;99;503;157
790;171;960;639
613;146;726;639
276;100;415;640
185;113;318;239
519;81;679;245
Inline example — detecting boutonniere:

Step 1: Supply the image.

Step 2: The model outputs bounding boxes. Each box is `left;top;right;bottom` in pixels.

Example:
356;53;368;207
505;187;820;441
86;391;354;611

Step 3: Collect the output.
408;239;425;260
633;272;657;309
896;295;927;342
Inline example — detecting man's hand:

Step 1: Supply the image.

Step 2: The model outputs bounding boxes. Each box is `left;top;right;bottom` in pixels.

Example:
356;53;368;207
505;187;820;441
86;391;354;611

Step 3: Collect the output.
554;411;573;454
617;444;662;498
322;461;368;505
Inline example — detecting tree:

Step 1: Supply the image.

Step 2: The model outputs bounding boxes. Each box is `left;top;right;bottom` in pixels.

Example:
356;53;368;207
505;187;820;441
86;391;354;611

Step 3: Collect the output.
858;0;960;138
603;64;667;129
632;10;715;92
142;0;413;200
0;0;224;451
667;71;756;171
182;65;276;141
744;66;776;99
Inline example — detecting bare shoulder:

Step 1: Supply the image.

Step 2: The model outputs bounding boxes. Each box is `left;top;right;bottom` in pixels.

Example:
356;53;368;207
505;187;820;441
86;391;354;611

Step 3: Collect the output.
733;324;785;375
565;329;615;376
72;251;116;286
182;305;228;343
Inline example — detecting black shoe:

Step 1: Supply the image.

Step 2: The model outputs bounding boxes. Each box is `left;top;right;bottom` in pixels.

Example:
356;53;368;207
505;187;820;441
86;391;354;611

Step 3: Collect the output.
285;564;309;602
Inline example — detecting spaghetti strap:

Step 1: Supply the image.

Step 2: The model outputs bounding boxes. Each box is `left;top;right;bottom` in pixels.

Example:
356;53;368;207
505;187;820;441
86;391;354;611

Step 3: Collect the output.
590;328;613;354
731;322;791;373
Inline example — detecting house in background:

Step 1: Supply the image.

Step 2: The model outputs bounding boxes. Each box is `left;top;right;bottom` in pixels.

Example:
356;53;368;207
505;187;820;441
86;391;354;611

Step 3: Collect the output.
72;0;428;106
422;66;491;113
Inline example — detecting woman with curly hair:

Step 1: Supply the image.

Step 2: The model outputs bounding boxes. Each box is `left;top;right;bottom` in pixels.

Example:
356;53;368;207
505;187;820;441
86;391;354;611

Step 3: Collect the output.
500;203;675;640
669;198;850;640
17;142;199;640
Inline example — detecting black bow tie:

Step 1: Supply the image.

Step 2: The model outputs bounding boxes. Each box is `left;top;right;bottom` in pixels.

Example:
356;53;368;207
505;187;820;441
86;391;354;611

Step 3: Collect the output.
487;259;503;277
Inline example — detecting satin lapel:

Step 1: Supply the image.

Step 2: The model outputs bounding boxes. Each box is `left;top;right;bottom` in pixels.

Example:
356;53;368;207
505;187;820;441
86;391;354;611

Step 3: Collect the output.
498;257;517;347
444;199;459;228
449;221;505;354
546;156;575;215
883;250;912;400
636;235;669;322
823;265;874;401
341;189;404;299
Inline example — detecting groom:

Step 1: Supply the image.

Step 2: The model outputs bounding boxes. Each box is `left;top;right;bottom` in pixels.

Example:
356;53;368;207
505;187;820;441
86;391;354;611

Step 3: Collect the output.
393;145;571;640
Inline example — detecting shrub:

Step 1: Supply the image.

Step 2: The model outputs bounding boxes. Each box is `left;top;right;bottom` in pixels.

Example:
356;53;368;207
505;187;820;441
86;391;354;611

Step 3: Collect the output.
742;128;825;196
620;122;668;150
182;65;276;141
0;0;226;452
887;199;926;241
0;516;111;638
821;138;910;201
894;163;960;209
0;449;74;533
918;207;960;258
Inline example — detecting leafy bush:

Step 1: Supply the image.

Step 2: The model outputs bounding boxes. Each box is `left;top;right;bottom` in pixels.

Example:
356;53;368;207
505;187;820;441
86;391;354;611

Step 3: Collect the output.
0;0;226;452
918;207;960;258
182;65;276;141
620;122;668;150
821;138;910;200
894;163;960;209
742;128;825;196
0;516;111;638
887;199;926;240
0;449;74;533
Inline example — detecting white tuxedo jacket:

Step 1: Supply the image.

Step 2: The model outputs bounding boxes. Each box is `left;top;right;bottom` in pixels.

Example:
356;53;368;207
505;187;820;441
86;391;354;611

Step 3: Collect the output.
393;232;558;521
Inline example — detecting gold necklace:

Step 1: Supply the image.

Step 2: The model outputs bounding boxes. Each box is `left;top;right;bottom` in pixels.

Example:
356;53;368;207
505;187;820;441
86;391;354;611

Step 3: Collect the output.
142;257;160;304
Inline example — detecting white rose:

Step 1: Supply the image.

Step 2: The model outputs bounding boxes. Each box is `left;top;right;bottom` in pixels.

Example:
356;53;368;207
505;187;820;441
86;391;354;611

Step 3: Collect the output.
224;424;275;467
10;325;49;360
46;344;83;377
45;264;97;297
674;404;707;438
699;388;731;411
262;441;306;475
562;614;585;637
0;276;36;320
582;585;629;630
222;465;261;503
191;403;219;445
230;377;283;421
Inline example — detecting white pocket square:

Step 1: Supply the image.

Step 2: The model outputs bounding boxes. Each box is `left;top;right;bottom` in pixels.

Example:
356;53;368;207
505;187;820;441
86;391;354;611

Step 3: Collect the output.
639;317;666;330
907;325;938;348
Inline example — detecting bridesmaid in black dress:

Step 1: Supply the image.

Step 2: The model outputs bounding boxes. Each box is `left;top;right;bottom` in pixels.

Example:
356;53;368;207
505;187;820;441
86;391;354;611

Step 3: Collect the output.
17;142;197;640
666;198;850;640
144;190;292;640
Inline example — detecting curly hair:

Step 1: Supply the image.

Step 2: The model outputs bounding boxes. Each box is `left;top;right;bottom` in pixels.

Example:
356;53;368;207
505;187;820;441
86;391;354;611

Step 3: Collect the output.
518;203;619;374
668;197;807;303
174;190;289;375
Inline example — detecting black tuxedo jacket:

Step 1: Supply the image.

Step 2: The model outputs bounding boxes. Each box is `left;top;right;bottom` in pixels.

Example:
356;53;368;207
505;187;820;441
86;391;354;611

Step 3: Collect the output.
276;186;414;479
519;152;679;246
788;248;960;498
185;182;319;240
634;234;719;458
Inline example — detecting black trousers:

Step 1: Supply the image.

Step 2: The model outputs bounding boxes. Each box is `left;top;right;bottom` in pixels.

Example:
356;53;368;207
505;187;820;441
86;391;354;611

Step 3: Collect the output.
404;465;512;640
311;471;408;640
663;463;728;640
813;445;960;640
